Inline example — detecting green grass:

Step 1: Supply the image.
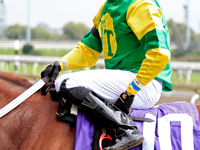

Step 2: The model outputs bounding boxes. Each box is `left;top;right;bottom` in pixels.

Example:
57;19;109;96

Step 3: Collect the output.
171;73;200;83
3;63;42;74
191;74;200;82
0;48;20;55
32;48;71;56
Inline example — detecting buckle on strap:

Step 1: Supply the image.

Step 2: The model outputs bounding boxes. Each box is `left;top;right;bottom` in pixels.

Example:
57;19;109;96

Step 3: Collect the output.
99;133;113;150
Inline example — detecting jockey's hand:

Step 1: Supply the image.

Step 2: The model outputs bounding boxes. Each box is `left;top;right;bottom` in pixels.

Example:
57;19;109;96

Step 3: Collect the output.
115;79;143;115
41;61;61;81
115;91;135;115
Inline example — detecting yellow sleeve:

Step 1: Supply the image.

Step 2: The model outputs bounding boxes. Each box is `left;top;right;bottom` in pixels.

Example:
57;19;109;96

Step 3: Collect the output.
127;48;170;95
126;0;170;94
136;48;170;86
126;0;165;40
59;42;101;71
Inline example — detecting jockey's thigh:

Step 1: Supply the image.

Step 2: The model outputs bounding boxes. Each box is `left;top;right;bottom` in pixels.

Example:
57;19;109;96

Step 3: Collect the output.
55;69;163;109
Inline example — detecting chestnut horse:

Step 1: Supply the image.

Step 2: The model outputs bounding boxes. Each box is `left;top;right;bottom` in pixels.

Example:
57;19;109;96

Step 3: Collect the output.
0;72;75;150
0;71;200;150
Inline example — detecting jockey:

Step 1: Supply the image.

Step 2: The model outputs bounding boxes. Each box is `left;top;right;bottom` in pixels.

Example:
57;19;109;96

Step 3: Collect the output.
41;0;172;149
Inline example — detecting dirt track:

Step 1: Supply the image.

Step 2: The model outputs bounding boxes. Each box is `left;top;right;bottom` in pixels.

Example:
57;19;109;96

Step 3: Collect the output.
157;88;200;105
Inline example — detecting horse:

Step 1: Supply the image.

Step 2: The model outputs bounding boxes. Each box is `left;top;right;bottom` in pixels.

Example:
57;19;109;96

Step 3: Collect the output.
0;71;75;150
0;71;200;150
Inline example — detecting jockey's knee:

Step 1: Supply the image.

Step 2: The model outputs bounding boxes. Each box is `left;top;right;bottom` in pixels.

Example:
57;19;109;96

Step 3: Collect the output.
55;74;80;92
131;93;161;109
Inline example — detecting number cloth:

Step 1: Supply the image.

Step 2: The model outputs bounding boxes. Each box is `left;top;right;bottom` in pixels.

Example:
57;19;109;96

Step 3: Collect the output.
74;101;200;150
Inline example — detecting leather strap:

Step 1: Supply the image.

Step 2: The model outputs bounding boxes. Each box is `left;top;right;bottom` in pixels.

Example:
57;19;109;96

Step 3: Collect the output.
130;116;154;122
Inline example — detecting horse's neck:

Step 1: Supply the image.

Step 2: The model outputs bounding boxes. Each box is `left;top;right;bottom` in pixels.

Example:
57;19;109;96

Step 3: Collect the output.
0;71;33;89
0;72;34;109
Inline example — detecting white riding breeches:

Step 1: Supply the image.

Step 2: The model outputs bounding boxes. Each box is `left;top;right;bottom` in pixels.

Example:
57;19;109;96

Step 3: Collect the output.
55;69;163;109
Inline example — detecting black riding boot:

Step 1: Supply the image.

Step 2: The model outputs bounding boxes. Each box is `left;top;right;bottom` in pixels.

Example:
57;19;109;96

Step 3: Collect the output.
59;85;144;150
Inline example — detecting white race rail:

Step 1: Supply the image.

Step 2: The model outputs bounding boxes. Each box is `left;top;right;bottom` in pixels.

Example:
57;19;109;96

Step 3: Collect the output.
0;55;105;74
0;55;200;83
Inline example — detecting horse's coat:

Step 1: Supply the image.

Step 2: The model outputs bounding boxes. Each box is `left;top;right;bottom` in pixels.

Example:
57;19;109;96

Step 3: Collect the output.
0;72;75;150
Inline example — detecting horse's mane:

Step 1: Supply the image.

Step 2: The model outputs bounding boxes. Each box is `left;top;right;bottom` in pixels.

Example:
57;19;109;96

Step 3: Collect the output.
0;71;33;88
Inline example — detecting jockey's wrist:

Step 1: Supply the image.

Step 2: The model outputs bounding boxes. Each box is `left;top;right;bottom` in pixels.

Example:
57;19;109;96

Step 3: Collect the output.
59;60;68;72
126;78;144;95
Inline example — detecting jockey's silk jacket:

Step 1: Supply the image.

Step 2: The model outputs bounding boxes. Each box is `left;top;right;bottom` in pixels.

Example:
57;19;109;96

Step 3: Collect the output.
59;0;173;92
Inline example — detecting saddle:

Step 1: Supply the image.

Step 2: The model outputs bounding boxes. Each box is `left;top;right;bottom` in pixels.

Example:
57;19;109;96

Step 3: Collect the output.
42;83;77;126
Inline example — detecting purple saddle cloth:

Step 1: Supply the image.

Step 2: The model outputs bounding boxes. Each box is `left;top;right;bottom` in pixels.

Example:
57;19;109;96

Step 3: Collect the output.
74;102;200;150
